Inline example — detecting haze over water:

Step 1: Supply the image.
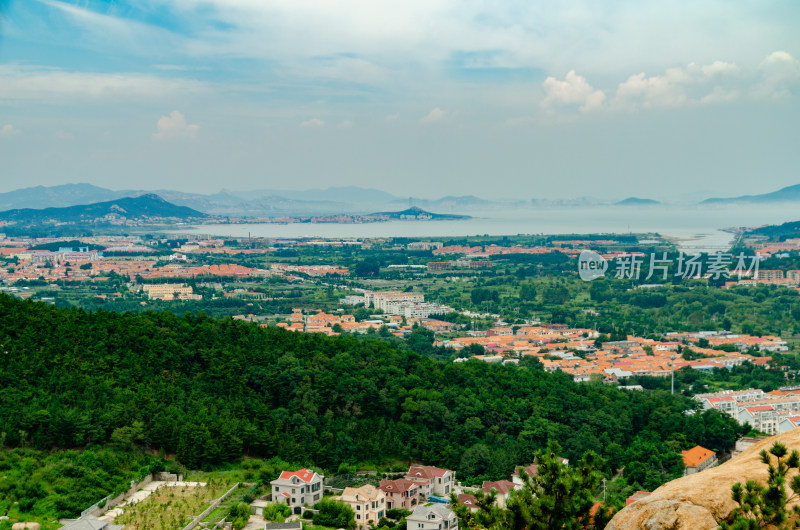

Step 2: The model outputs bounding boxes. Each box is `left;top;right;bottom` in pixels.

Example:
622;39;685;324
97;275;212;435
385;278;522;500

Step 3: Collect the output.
176;204;800;253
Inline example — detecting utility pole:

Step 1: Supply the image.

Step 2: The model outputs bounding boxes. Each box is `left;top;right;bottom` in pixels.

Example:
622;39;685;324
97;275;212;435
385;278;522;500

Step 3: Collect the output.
671;353;677;395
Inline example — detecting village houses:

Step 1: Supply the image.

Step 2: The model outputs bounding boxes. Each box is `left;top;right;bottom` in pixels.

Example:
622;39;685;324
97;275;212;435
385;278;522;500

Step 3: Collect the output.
405;465;456;498
405;504;459;530
270;468;324;514
379;478;420;510
341;484;386;527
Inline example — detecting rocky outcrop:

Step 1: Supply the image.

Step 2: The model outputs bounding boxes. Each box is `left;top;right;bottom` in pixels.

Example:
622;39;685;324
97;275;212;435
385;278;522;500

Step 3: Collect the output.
606;429;800;529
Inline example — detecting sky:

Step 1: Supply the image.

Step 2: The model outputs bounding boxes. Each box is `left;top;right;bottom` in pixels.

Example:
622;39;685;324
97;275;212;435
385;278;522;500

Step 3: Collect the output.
0;0;799;201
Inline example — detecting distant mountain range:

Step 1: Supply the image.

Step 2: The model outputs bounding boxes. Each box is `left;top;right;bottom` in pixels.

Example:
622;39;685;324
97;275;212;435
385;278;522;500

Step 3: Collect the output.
746;220;800;240
0;194;206;225
6;182;798;217
0;183;122;211
702;184;800;204
0;184;506;217
616;197;660;206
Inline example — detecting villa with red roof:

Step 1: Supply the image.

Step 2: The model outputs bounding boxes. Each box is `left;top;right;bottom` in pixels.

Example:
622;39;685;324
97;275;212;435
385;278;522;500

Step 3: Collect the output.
405;465;455;498
270;468;324;513
481;480;516;508
379;478;419;510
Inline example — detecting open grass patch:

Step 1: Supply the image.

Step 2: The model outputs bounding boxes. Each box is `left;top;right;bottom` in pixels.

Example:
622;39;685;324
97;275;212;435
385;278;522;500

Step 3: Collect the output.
114;479;231;530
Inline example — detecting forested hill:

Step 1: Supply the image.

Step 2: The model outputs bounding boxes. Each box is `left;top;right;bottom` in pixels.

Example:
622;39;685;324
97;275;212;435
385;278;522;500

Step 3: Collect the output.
0;193;206;224
0;295;742;486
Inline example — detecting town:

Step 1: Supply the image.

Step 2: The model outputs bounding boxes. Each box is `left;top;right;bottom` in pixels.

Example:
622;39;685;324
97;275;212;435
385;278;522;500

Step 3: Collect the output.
2;228;800;530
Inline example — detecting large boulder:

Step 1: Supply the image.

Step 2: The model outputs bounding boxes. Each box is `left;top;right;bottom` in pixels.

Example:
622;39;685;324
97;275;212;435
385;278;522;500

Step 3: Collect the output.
606;429;800;529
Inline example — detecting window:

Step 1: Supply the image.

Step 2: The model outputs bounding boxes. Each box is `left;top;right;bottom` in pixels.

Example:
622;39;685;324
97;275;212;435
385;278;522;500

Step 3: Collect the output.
275;487;280;492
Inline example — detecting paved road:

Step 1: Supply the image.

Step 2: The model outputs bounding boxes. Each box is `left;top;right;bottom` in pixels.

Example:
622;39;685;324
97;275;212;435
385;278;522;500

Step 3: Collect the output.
244;514;267;530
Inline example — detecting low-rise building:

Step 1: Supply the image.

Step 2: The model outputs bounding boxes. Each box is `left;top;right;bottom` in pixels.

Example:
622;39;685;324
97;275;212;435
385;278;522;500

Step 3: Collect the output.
142;283;202;301
682;445;717;475
379;478;419;510
481;480;516;508
341;485;386;527
405;504;458;530
405;465;455;498
270;468;324;514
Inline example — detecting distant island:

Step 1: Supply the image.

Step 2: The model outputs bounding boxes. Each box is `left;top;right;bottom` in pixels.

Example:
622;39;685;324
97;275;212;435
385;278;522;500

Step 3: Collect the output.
250;206;471;225
616;197;660;206
0;193;207;227
367;206;471;221
702;183;800;204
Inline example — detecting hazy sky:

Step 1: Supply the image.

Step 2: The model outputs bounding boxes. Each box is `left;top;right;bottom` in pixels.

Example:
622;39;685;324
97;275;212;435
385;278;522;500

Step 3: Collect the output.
0;0;799;200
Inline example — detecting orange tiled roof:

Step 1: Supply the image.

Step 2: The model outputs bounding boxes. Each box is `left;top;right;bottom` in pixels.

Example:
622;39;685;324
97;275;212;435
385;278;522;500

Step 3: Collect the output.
681;446;714;468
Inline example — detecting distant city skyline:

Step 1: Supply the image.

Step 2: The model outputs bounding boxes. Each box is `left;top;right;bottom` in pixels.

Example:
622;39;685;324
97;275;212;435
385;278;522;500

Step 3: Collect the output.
1;1;799;200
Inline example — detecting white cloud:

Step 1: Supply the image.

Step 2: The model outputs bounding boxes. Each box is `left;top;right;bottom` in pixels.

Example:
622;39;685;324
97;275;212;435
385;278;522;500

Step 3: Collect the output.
702;60;739;77
420;107;447;124
301;118;325;128
615;70;687;109
700;86;740;104
152;111;199;140
338;120;354;129
755;50;800;99
55;130;74;139
0;65;209;101
384;113;400;123
762;51;797;67
0;125;20;138
541;71;605;112
613;59;743;110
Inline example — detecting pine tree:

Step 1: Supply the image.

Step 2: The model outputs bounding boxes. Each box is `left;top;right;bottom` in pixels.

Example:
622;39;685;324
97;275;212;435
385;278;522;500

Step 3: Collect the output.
721;442;800;529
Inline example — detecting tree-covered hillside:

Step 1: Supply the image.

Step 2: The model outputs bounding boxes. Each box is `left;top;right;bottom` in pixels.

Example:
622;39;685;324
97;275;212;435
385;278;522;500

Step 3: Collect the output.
0;295;743;487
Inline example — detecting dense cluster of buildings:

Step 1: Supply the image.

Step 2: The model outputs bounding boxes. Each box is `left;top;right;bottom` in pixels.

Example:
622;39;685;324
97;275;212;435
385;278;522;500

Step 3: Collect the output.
274;308;456;336
696;387;800;436
269;465;458;528
443;327;784;383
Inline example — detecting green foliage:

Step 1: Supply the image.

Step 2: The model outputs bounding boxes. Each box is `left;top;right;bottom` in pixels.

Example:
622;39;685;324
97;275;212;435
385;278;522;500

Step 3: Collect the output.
386;508;412;520
355;258;381;277
263;501;291;522
0;447;155;519
720;442;800;530
452;442;615;530
508;442;609;529
228;502;250;530
312;498;356;529
0;295;741;489
519;283;536;302
470;288;499;305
